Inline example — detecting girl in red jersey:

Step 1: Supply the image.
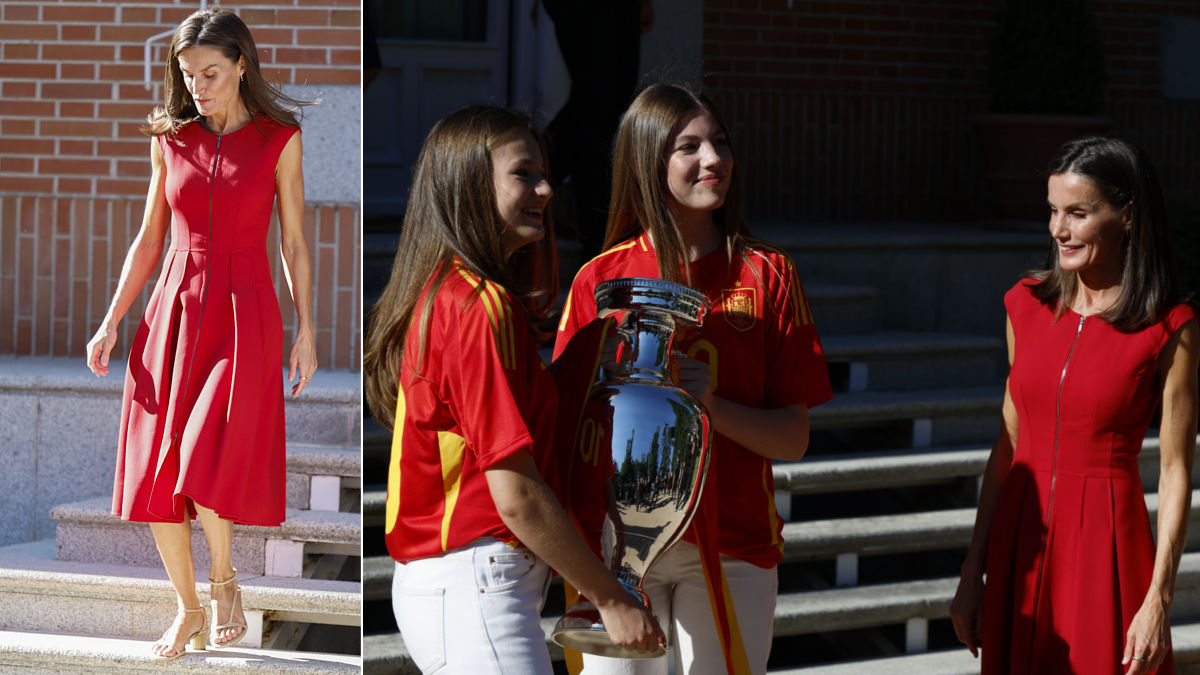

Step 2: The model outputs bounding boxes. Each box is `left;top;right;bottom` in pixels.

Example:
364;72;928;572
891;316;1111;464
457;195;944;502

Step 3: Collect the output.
364;105;662;674
554;84;833;675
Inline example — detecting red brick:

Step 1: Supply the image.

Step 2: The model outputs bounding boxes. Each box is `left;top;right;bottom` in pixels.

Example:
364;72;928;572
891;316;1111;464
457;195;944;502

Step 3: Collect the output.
297;28;358;47
329;49;358;67
99;140;152;159
60;63;97;80
59;140;96;155
58;178;93;194
44;4;116;23
96;179;146;196
0;101;55;117
4;4;38;21
707;26;759;42
60;24;97;41
0;63;55;80
98;64;147;82
0;138;54;154
4;43;38;60
331;9;360;27
117;160;152;178
278;9;330;26
159;6;196;25
1;157;34;173
42;158;111;176
43;42;115;62
239;8;277;26
3;120;37;135
275;47;330;65
15;319;31;354
0;23;56;41
99;102;157;120
250;27;296;45
42;82;114;100
59;102;97;118
41;120;114;138
119;6;157;23
99;24;163;43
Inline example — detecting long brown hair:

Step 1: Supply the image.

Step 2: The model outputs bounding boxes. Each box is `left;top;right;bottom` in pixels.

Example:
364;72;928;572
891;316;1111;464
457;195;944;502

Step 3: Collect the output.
1026;136;1181;332
144;7;313;136
604;83;749;283
364;105;558;429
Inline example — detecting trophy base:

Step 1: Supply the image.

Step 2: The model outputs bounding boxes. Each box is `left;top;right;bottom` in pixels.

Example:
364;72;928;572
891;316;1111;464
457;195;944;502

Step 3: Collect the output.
549;595;667;653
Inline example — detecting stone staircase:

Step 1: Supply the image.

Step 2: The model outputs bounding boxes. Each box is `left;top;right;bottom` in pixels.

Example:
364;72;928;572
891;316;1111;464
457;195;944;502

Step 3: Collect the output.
361;222;1200;673
0;365;362;672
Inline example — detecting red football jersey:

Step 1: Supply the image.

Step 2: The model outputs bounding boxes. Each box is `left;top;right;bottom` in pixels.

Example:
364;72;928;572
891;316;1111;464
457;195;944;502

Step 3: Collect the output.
554;234;832;567
385;262;558;563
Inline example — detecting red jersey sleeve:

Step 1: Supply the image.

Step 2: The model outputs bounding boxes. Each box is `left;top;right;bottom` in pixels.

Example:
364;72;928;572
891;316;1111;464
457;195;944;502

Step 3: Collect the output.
763;256;833;409
553;268;601;361
443;279;540;469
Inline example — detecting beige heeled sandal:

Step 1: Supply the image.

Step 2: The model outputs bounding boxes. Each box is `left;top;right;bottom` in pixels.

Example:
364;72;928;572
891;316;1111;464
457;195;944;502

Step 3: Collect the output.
209;570;248;649
152;605;208;661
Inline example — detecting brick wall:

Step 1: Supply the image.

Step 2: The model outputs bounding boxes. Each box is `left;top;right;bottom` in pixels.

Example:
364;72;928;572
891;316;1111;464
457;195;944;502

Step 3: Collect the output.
0;1;362;370
702;0;1200;222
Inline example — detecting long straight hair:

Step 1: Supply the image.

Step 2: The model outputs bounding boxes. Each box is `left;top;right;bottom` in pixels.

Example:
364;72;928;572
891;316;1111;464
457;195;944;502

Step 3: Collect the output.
363;105;558;429
604;83;749;283
1026;136;1180;332
144;7;313;136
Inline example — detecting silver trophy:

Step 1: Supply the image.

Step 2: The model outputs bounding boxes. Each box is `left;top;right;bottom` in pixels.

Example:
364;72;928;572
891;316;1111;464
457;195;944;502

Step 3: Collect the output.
552;277;713;658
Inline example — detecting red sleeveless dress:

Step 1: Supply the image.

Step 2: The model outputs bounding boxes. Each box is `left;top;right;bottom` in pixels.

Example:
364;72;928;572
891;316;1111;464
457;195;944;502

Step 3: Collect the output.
111;116;298;526
981;280;1195;674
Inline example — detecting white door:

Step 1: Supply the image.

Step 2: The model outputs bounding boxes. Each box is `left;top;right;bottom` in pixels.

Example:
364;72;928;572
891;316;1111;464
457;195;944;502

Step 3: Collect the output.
364;0;512;216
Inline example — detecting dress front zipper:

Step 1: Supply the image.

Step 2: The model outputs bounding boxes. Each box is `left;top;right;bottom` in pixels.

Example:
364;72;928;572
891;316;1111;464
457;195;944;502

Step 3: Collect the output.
169;133;222;448
1026;312;1085;668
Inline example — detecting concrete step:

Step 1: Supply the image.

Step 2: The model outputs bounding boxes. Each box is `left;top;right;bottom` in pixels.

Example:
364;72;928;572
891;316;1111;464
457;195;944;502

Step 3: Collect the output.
774;624;1200;674
0;630;361;674
810;386;1002;447
755;221;1046;335
776;433;1200;498
0;539;360;651
52;497;360;578
822;331;1003;392
805;283;877;336
286;443;362;513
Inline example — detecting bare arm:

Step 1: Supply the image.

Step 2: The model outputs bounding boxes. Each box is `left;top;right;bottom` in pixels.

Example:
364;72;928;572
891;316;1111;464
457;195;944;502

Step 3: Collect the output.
85;138;171;376
951;316;1019;657
275;132;317;397
1124;319;1199;674
676;356;811;460
485;452;663;652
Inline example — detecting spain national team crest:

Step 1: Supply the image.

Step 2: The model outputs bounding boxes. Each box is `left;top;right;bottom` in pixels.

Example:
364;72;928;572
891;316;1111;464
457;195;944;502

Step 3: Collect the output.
721;287;756;331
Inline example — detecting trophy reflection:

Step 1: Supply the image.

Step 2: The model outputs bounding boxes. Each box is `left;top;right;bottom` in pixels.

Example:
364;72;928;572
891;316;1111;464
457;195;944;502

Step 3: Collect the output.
552;277;713;658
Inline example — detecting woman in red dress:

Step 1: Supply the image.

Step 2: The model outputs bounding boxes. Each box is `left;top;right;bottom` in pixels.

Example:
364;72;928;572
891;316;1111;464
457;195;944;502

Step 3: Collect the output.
951;137;1199;674
84;8;316;660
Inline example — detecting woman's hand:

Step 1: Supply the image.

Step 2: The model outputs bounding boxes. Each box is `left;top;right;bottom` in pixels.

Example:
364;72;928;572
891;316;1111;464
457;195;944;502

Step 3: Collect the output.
1123;593;1170;674
674;355;714;409
288;331;317;397
85;322;118;377
949;569;984;657
593;592;664;653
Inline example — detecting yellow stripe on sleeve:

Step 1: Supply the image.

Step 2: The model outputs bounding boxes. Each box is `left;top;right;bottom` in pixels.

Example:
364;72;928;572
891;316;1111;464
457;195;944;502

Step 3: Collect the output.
482;281;517;370
384;386;407;535
437;431;467;551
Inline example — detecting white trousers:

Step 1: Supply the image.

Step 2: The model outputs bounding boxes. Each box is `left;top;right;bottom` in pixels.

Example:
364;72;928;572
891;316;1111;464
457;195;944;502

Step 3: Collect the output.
581;541;777;675
393;537;553;674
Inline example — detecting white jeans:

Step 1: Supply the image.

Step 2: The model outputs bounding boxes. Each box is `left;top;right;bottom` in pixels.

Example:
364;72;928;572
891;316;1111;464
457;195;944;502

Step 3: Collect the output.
393;537;553;674
581;541;777;675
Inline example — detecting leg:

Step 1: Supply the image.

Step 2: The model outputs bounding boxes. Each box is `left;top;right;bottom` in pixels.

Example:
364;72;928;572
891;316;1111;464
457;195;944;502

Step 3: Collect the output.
148;519;208;658
671;543;777;675
195;503;246;647
393;538;554;675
